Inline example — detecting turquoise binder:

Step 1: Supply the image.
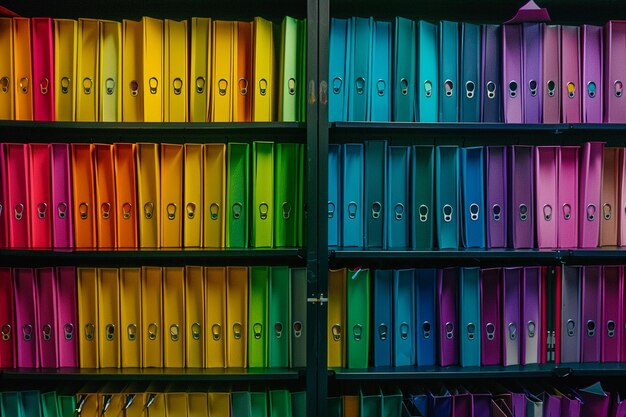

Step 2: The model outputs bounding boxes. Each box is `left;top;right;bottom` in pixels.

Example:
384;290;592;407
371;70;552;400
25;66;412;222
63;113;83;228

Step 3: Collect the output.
370;21;391;121
348;17;373;121
393;17;416;121
439;21;459;122
417;21;438;122
435;146;460;249
411;146;435;249
460;23;481;122
329;18;350;122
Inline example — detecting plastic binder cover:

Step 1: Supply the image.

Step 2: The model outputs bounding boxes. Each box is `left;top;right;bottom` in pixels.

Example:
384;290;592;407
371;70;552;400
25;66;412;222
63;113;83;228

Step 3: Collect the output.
76;18;99;121
346;268;369;368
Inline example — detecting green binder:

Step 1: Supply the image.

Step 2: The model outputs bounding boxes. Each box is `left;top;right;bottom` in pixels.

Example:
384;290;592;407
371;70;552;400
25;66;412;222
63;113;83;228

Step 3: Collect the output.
381;387;402;417
290;267;307;368
270;390;292;417
297;19;307;122
41;392;60;417
346;268;370;368
269;266;290;367
327;397;342;417
360;387;382;417
232;391;252;417
275;143;300;247
56;393;76;417
291;391;306;417
1;392;21;417
279;17;299;121
252;142;274;248
20;391;43;417
250;391;268;417
249;266;269;368
296;144;306;247
226;143;250;248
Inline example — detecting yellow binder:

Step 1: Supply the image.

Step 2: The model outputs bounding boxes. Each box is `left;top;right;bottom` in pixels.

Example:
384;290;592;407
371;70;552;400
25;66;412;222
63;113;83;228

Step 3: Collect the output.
210;21;235;122
142;266;163;367
0;18;14;120
252;17;275;121
13;17;33;121
163;267;185;368
164;19;188;122
76;385;99;416
328;268;347;368
161;144;183;248
53;19;77;121
76;18;99;121
137;143;161;248
205;267;227;368
184;144;203;248
190;18;211;122
166;391;187;417
97;385;125;417
227;266;248;368
187;390;209;417
122;384;150;417
143;17;163;122
120;267;142;368
208;393;231;417
77;267;99;368
203;144;226;248
185;266;204;368
99;20;121;121
97;268;120;368
144;385;166;417
122;19;143;122
234;21;252;122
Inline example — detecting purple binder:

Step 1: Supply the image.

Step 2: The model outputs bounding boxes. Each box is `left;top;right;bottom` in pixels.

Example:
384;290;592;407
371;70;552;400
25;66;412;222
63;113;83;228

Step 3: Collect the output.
582;25;603;123
579;382;610;417
486;147;507;248
523;23;543;123
438;268;458;367
508;146;535;249
581;266;602;362
481;268;501;366
522;267;541;365
503;24;523;123
502;268;521;366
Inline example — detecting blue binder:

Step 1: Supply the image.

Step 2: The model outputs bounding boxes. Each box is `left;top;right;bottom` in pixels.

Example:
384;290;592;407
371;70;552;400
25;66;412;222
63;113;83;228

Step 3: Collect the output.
415;268;437;366
328;144;342;247
439;21;459;122
460;146;486;248
342;143;364;247
393;17;416;121
365;141;387;248
435;146;460;249
460;23;481;122
482;24;502;122
387;146;410;248
459;267;481;367
329;18;350;122
411;146;435;249
429;389;452;417
408;392;429;417
370;21;391;121
417;21;439;122
373;269;393;367
393;269;415;366
348;17;373;121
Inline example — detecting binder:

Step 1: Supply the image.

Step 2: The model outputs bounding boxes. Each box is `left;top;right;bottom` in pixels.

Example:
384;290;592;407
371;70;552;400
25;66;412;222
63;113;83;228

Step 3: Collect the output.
51;144;73;249
270;390;292;417
535;147;558;248
20;391;43;417
121;19;143;122
71;144;96;248
415;269;437;366
372;269;393;367
77;267;98;368
329;18;349;122
581;25;603;123
346;268;369;369
55;267;77;368
360;387;382;417
508;146;535;249
579;142;605;248
253;17;275;121
438;268;459;366
0;268;14;367
226;143;249;248
417;21;438;122
163;267;185;367
275;143;301;247
29;143;52;249
137;143;160;248
164;19;188;122
601;266;622;362
252;142;274;248
394;269;415;366
522;23;543;123
297;19;307;123
459;267;481;367
365;141;386;248
119;268;141;368
41;391;59;417
32;18;55;121
35;268;58;368
160;144;183;248
387;146;410;248
502;268;521;366
578;382;611;417
328;268;346;368
605;21;626;123
204;144;226;248
211;21;235;122
205;267;227;368
621;149;626;247
481;268;501;366
0;18;13;120
411;146;434;249
435;146;459;249
292;392;306;417
235;21;252;122
143;17;164;122
393;17;415;121
183;144;203;248
522;267;541;365
0;392;20;417
460;23;481;122
561;266;581;363
188;390;209;417
227;266;248;368
290;268;307;368
166;391;187;417
0;144;6;248
461;146;486;248
99;20;121;121
250;391;266;417
369;20;391;121
342;143;364;247
344;394;360;417
142;266;163;367
13;17;33;120
328;144;341;247
558;146;580;248
248;266;269;368
544;266;559;363
269;266;290;368
209;392;231;417
113;143;137;248
542;24;562;123
189;18;211;122
56;391;76;417
76;19;99;121
482;24;502;122
279;17;300;121
486;146;507;248
7;143;31;248
503;24;523;123
561;26;582;123
232;391;251;417
347;17;372;121
94;144;117;249
97;268;120;368
581;266;602;362
600;147;619;246
185;266;204;368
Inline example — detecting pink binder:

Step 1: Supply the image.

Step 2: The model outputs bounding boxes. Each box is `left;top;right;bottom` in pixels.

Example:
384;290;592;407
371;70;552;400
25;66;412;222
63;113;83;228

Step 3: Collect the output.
521;267;541;365
51;144;74;249
581;25;603;123
600;147;619;246
620;149;626;246
558;146;579;248
6;144;31;248
13;268;38;368
581;266;601;362
579;142;605;248
561;26;581;123
0;144;7;248
508;146;534;249
481;268;501;366
503;25;523;123
56;266;77;367
502;268;521;366
604;21;626;123
535;146;558;248
36;267;58;368
0;267;15;367
29;144;52;249
601;266;622;363
542;25;561;123
31;17;55;121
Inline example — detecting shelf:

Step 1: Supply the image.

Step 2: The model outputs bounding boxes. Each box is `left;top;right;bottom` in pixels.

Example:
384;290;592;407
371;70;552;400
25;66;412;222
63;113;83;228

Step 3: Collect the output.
564;248;626;265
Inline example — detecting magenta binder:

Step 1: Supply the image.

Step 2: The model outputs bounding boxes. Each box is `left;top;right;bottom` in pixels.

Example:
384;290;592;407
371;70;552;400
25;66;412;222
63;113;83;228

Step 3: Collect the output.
558;146;580;248
535;146;558;248
602;266;622;363
6;144;31;249
542;25;561;123
486;147;507;248
579;142;605;248
481;268;501;366
438;268;458;367
522;23;543;123
508;146;534;249
522;267;541;365
51;144;73;249
56;266;77;367
452;392;471;417
581;25;603;123
502;268;521;366
621;149;626;247
503;25;523;123
0;144;7;248
0;268;15;367
36;267;58;368
579;382;610;417
604;21;626;123
13;268;38;368
581;266;601;362
561;26;581;123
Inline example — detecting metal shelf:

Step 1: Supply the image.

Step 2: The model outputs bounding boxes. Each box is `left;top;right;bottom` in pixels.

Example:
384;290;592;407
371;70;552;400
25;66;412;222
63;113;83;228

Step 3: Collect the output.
564;248;626;265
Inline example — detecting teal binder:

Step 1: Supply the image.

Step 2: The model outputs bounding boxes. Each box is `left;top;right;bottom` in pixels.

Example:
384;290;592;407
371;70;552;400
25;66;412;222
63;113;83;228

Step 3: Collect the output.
365;140;387;248
348;17;373;121
346;268;370;368
460;23;481;122
435;146;460;248
417;21;438;122
411;146;435;249
393;17;416;121
439;21;459;122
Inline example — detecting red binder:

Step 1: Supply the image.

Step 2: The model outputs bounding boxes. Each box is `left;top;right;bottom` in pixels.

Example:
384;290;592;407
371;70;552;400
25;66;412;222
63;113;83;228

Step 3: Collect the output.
51;143;73;249
13;268;38;368
0;267;15;367
31;18;55;121
29;143;52;249
7;144;31;248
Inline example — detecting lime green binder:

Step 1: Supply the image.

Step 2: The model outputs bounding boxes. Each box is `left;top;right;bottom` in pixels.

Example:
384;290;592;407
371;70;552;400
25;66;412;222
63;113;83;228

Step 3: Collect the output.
249;266;269;368
226;143;249;248
269;266;290;367
274;143;300;247
346;268;370;368
270;390;292;417
251;142;274;248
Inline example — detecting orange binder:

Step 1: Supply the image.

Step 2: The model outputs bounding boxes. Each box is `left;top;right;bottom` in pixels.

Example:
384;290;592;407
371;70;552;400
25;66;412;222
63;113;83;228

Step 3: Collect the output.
71;144;96;248
234;22;252;122
94;144;117;249
13;17;33;120
113;143;138;248
0;18;14;120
